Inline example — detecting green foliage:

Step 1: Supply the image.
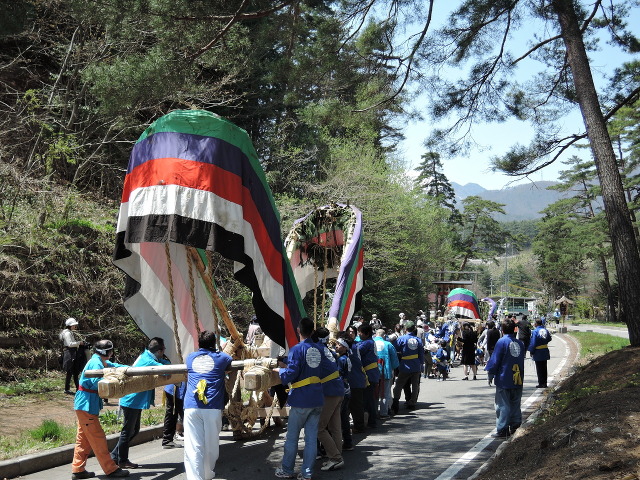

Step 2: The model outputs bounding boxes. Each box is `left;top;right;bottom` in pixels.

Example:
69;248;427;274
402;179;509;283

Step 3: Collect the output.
29;419;62;441
533;211;585;298
456;196;510;270
141;407;165;426
550;384;602;415
0;422;77;461
45;218;114;234
0;374;62;396
414;151;457;212
99;409;121;427
500;220;540;248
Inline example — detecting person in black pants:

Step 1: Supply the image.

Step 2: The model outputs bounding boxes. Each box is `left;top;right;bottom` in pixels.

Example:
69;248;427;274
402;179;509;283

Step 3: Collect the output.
528;318;552;388
162;382;185;448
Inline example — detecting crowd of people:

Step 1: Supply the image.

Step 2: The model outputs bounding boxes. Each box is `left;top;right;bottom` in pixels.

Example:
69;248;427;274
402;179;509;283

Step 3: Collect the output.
64;310;553;480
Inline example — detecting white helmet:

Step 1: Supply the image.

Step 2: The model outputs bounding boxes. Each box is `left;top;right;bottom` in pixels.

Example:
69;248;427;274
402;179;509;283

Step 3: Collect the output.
65;317;78;327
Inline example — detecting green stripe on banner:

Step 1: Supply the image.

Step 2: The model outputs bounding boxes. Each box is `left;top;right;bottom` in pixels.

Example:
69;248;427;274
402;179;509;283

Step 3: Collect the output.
282;245;306;320
135;110;279;222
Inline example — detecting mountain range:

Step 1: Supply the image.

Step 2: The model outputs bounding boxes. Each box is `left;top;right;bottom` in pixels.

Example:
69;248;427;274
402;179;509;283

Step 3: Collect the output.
452;181;563;221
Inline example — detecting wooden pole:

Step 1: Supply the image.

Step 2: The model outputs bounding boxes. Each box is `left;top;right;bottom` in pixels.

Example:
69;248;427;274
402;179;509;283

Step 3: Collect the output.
84;357;278;378
186;247;244;346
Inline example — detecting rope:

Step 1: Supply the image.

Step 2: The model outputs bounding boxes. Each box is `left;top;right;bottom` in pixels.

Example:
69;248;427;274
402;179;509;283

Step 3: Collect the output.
185;248;202;339
206;250;222;350
313;266;318;328
164;242;183;363
102;367;165;398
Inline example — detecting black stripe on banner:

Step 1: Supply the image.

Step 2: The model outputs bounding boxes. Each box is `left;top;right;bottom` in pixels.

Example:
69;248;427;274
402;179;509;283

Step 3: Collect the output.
113;216;288;348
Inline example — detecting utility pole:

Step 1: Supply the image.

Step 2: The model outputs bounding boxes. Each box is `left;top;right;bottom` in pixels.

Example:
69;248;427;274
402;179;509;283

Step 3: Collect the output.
504;243;509;311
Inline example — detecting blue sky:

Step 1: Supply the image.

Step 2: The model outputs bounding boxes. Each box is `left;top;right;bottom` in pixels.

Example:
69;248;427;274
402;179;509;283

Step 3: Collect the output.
399;4;639;191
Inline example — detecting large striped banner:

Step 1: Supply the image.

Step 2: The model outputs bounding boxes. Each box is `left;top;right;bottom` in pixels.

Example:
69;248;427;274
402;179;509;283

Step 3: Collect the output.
447;288;480;319
285;204;364;331
113;110;305;361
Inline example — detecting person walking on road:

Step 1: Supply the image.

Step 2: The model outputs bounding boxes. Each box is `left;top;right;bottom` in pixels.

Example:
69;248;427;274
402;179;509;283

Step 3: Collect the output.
459;322;478;380
314;327;345;472
485;318;525;439
485;320;500;364
528;318;552;388
356;324;380;428
391;321;424;413
183;330;233;480
516;315;532;351
275;317;324;480
71;339;130;479
162;381;186;449
111;338;169;469
373;328;399;418
334;333;353;450
345;332;366;434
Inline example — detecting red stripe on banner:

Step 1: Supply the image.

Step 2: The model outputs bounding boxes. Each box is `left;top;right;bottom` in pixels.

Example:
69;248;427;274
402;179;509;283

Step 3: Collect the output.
339;247;364;331
123;157;284;289
283;302;298;348
449;300;480;317
122;157;239;203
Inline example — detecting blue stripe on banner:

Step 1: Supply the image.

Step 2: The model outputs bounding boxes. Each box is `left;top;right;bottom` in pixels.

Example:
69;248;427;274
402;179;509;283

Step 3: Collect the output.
127;131;282;256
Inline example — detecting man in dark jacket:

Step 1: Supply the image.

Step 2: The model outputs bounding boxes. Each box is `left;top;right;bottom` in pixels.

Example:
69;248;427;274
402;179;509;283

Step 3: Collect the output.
516;315;532;351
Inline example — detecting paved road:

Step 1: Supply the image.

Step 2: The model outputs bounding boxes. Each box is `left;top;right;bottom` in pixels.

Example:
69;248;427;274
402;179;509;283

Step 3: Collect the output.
18;335;576;480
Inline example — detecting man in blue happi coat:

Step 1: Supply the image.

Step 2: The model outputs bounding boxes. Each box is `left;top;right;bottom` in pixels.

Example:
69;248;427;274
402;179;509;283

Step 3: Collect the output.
391;321;424;413
275;317;324;480
356;324;380;428
528;318;552;388
485;318;525;438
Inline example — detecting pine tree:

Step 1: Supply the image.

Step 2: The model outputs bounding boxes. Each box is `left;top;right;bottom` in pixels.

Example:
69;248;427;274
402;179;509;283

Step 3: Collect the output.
457;196;510;272
414;151;457;212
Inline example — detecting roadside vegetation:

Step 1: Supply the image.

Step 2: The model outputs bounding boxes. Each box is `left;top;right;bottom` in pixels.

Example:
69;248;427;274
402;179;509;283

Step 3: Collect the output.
0;401;165;461
568;331;630;359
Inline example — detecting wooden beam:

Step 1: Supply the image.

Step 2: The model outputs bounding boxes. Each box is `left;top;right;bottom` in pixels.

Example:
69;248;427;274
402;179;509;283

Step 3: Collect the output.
186;246;244;346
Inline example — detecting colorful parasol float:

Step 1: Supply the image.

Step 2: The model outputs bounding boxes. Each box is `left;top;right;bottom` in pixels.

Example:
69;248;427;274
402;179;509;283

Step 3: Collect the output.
284;204;364;334
111;109;305;437
447;288;480;319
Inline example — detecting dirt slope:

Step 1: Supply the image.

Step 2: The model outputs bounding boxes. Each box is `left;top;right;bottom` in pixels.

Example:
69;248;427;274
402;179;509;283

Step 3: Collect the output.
475;345;640;480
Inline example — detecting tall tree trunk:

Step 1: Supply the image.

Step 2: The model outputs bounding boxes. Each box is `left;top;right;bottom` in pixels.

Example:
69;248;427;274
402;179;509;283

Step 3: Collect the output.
552;0;640;344
598;254;617;323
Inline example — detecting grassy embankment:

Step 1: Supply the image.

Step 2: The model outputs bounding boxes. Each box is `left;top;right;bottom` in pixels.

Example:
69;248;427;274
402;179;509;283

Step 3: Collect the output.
567;330;630;359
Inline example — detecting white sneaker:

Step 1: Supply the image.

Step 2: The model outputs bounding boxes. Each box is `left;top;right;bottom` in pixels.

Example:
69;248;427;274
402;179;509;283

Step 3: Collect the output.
175;433;184;441
320;459;344;471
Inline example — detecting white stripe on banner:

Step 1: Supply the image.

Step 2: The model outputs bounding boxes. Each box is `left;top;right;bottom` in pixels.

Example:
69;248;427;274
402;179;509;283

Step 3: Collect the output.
115;185;289;355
